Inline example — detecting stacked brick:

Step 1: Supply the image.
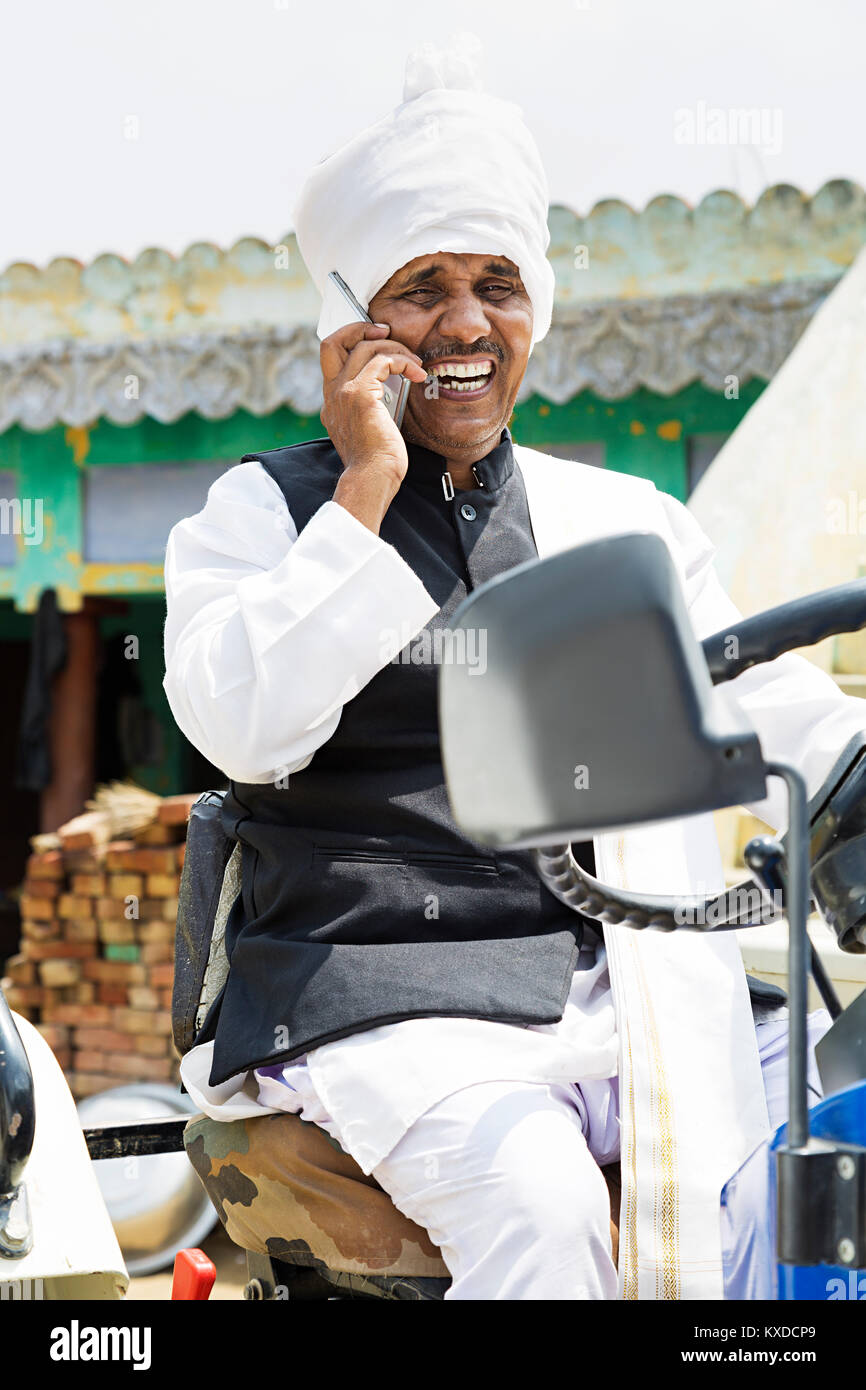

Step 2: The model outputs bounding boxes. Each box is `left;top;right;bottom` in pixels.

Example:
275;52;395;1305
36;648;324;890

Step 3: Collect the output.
2;793;198;1098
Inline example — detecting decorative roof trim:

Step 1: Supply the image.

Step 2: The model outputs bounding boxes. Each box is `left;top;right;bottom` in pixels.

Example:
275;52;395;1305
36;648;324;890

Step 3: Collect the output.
3;179;864;279
0;278;835;430
1;181;864;357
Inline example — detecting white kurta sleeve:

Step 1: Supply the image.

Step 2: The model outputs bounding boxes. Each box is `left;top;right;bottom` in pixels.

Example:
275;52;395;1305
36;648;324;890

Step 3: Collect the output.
658;490;866;832
163;461;440;783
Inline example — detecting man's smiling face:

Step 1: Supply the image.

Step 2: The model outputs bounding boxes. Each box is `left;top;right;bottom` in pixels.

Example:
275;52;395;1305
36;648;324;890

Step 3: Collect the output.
367;252;533;464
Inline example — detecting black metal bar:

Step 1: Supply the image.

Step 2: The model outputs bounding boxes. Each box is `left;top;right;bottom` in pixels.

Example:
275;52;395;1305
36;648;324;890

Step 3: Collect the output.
777;1144;866;1268
82;1116;188;1160
766;761;810;1151
743;834;843;1020
809;945;844;1022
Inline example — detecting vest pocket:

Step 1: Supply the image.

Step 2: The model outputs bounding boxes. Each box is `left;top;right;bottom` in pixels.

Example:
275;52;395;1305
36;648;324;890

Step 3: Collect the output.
311;846;498;875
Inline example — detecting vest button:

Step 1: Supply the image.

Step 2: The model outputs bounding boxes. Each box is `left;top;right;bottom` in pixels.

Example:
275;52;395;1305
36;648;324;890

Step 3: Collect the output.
460;503;477;521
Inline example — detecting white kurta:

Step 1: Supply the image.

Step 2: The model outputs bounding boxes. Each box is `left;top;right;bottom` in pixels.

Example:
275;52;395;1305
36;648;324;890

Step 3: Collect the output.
164;443;866;1299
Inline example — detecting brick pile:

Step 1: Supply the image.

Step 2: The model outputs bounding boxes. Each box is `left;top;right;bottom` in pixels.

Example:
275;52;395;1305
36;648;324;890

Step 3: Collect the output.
1;793;198;1098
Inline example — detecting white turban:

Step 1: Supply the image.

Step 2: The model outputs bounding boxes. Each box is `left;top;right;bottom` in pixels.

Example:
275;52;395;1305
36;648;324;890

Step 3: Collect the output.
292;34;555;350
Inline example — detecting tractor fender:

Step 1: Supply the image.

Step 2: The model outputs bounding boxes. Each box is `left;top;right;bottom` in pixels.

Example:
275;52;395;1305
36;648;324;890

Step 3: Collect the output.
0;1012;128;1300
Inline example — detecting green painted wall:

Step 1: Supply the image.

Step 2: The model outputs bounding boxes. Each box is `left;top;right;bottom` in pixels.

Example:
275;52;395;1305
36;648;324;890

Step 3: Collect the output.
0;380;766;605
0;424;84;611
0;407;325;608
512;380;766;500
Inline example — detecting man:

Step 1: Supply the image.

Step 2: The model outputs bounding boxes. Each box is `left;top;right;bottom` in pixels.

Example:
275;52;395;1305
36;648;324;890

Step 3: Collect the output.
164;41;864;1299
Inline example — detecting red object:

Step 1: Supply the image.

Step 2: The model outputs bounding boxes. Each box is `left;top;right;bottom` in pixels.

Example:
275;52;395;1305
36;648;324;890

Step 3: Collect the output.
171;1248;216;1300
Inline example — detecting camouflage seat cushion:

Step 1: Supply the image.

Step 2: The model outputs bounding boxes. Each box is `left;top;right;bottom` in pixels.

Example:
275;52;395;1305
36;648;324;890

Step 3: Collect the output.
184;1109;450;1278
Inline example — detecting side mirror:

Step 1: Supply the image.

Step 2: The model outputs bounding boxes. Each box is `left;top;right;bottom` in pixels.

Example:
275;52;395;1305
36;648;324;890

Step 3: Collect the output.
439;531;767;848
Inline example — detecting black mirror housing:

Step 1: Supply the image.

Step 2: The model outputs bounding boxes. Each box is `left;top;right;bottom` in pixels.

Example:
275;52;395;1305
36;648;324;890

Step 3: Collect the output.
439;532;768;848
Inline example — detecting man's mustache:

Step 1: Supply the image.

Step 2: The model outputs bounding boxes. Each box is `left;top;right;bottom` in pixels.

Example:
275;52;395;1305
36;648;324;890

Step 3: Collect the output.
419;343;504;366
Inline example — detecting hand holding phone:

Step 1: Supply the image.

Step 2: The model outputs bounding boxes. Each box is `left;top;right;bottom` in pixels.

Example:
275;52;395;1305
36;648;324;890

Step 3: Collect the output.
319;303;427;514
320;318;427;533
328;271;413;429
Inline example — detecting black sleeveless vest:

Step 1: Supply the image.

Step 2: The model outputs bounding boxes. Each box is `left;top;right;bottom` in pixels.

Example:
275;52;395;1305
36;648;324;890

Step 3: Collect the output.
201;427;601;1086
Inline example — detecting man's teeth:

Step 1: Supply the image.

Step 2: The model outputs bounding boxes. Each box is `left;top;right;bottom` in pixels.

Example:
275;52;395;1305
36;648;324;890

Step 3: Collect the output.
429;361;494;384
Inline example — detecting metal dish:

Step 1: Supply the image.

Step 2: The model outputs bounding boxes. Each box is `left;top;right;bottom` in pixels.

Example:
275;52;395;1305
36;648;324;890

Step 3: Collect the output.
76;1083;217;1276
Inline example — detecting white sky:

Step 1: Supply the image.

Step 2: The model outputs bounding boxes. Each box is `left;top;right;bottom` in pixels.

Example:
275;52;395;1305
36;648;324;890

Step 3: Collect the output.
1;0;864;270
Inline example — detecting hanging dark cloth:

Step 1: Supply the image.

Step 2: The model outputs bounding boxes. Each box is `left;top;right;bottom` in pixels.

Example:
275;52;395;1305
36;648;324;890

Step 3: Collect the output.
15;589;68;791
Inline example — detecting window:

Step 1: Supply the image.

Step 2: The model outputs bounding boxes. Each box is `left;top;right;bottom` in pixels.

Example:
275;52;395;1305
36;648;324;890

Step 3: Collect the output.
687;434;730;495
0;472;19;566
539;442;606;469
83;462;236;563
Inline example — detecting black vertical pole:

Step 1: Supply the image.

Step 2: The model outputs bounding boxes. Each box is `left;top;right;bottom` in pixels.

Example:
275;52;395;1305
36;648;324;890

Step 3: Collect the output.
767;761;810;1151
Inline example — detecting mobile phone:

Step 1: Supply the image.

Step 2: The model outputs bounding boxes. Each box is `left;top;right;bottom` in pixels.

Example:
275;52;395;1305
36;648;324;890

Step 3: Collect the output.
328;270;412;430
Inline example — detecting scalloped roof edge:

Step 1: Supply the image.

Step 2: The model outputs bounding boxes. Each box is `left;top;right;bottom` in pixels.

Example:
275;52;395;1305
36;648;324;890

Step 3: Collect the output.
3;179;863;279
